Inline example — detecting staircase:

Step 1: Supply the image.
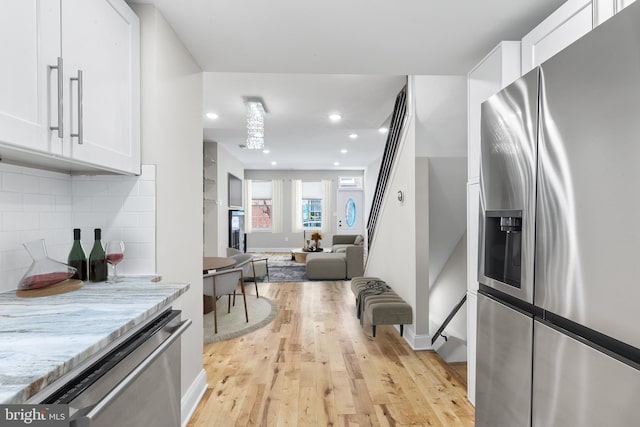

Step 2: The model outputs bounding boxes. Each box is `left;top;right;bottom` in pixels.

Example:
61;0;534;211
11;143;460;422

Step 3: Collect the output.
366;84;408;249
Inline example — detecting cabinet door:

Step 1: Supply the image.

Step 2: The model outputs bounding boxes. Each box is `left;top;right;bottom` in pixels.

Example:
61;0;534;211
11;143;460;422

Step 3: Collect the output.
466;182;479;293
521;0;593;73
0;0;61;153
62;0;140;174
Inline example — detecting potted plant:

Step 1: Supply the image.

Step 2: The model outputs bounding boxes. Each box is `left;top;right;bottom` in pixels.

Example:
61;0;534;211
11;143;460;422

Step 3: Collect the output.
310;231;322;251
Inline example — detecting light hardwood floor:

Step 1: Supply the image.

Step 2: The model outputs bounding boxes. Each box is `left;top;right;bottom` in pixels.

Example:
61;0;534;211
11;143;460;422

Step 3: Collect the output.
188;280;475;426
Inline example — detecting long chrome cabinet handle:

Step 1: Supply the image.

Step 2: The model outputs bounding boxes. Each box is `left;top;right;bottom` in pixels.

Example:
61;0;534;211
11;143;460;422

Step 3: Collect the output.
48;57;63;137
70;70;83;144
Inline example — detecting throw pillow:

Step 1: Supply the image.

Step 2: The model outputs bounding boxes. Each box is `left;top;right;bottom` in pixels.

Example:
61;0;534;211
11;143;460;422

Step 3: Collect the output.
354;235;364;245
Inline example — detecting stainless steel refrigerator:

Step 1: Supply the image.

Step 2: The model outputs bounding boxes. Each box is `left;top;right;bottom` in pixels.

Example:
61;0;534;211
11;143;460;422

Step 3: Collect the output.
477;2;640;426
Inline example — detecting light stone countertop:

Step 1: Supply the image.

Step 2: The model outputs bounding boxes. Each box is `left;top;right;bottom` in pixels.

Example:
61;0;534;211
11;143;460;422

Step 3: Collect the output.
0;277;189;404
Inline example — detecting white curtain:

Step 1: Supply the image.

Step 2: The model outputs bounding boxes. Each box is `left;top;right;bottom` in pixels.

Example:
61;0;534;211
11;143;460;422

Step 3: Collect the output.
321;179;332;234
291;179;303;233
244;179;252;234
271;179;283;233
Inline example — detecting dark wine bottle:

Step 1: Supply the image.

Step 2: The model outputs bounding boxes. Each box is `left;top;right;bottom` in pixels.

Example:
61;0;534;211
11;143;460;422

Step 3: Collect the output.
68;228;88;281
89;228;107;282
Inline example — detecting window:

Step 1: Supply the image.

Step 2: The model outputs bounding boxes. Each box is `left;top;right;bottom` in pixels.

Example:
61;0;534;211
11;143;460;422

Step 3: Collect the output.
250;181;272;230
302;199;322;228
302;181;323;229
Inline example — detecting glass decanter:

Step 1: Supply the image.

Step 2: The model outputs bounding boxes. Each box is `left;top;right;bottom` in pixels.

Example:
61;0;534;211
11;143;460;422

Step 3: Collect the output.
18;239;77;290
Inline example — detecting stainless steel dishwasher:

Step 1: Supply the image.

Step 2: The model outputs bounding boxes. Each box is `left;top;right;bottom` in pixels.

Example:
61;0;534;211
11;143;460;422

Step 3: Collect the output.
39;309;191;427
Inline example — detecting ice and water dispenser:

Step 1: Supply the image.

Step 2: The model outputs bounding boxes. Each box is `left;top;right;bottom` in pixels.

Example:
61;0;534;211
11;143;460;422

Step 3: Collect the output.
484;210;522;288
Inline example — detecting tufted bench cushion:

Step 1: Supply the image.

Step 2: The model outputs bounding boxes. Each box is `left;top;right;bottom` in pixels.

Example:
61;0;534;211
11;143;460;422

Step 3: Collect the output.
350;276;413;337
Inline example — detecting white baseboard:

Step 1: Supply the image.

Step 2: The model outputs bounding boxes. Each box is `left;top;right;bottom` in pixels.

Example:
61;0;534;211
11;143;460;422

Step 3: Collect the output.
401;325;432;350
181;368;208;427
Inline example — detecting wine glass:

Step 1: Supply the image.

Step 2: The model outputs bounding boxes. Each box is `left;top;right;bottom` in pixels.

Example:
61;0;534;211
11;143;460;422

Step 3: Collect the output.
106;241;125;283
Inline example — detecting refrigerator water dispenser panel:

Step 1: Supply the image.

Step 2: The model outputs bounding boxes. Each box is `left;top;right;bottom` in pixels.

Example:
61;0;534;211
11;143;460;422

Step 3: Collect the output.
484;210;522;288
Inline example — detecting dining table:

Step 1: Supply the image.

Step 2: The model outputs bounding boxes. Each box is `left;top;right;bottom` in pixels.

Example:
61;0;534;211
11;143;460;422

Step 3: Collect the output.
203;256;235;274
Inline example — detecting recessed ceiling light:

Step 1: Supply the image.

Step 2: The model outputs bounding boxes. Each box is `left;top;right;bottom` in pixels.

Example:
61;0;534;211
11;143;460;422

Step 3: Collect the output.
333;162;340;166
262;149;270;154
271;161;277;166
378;126;388;133
340;149;348;154
349;133;358;139
206;112;219;120
329;113;342;122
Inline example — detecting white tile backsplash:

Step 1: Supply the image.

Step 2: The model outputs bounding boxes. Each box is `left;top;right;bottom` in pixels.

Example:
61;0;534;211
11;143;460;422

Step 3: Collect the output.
2;173;39;193
123;196;155;212
0;164;157;292
3;212;40;231
0;192;22;211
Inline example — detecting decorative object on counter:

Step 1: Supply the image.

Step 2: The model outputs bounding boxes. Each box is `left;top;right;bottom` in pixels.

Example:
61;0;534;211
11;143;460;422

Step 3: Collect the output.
106;241;125;283
18;239;77;290
310;231;322;249
68;228;88;281
89;229;107;282
16;279;83;298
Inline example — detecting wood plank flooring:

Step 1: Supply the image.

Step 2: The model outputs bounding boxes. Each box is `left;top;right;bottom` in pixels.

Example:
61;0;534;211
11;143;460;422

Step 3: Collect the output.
188;280;475;427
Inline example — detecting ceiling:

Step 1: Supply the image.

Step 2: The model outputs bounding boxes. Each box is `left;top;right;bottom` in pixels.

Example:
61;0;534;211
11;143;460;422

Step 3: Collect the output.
129;0;565;170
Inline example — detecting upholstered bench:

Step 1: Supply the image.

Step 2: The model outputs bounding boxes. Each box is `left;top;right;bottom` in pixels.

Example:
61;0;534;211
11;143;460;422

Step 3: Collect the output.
351;276;413;337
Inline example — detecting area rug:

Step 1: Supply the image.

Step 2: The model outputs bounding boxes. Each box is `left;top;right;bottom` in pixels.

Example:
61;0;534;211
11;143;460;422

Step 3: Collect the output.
203;296;278;343
260;254;309;282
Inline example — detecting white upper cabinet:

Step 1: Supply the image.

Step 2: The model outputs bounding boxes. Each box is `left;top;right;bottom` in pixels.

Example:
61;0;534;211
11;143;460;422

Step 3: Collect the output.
0;1;61;154
62;0;140;174
521;0;593;73
0;0;139;175
595;0;637;25
521;0;637;75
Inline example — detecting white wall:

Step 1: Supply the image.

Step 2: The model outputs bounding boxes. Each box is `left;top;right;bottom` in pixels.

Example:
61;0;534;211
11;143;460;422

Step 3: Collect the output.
244;169;364;251
430;234;467;362
414;75;468;356
132;5;205;425
427;158;467;286
215;143;245;256
365;100;427;347
414;76;467;158
0;162;156;293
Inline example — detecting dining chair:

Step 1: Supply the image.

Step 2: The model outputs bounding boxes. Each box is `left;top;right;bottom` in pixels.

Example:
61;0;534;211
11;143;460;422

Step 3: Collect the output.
203;267;248;334
225;248;270;297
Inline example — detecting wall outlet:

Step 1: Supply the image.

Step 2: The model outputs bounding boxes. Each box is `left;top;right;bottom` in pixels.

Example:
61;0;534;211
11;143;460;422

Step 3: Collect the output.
284;237;288;242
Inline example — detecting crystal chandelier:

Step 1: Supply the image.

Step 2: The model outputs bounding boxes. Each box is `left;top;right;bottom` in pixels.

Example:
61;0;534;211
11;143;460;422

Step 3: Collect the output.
245;99;266;149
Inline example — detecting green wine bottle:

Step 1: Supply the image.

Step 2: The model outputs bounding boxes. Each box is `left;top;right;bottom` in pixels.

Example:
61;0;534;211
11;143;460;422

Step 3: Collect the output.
89;228;107;282
68;228;88;281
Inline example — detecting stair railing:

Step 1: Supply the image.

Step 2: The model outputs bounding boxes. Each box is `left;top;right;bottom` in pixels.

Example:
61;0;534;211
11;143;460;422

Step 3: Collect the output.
366;84;408;249
431;294;467;346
